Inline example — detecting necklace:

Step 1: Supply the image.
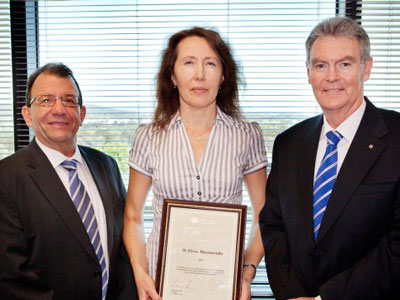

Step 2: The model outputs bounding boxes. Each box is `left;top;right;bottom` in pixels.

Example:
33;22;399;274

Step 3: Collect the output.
184;123;214;143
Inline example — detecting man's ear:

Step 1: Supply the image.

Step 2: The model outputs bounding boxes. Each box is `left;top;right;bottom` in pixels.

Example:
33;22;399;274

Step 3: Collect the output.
21;105;33;128
79;105;86;126
362;57;373;82
306;62;311;84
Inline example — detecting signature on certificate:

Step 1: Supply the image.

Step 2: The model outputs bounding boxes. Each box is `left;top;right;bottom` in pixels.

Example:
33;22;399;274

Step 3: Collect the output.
169;278;195;290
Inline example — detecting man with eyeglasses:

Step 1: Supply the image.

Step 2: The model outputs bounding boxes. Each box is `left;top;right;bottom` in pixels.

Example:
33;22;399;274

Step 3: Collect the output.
0;63;138;300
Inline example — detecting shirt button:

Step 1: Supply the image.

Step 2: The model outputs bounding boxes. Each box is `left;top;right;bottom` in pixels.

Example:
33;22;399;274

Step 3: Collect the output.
196;175;200;180
197;191;202;196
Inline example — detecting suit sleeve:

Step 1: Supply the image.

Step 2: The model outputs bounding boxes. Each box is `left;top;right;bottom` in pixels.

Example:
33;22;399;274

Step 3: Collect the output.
319;185;400;300
259;134;308;300
0;174;53;299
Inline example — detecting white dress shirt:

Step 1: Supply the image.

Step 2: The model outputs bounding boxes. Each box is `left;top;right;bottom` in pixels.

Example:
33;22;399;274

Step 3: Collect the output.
314;100;366;180
36;139;109;276
313;100;366;300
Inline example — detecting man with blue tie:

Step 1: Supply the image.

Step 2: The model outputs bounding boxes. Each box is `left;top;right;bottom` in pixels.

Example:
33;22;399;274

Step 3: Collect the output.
0;63;138;300
259;17;400;300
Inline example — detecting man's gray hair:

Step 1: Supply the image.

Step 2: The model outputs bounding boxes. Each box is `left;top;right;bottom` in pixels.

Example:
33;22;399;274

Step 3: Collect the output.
306;16;370;66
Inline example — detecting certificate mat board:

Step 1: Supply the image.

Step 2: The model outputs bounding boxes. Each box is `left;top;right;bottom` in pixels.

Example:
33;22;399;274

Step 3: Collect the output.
156;199;246;300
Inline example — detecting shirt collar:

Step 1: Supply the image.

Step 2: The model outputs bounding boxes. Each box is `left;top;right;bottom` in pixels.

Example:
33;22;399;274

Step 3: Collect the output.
35;138;83;168
322;99;366;143
215;106;236;127
166;110;182;131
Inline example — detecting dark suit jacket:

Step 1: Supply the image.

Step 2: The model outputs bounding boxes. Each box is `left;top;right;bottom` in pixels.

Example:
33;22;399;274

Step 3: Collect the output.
0;139;138;300
259;98;400;300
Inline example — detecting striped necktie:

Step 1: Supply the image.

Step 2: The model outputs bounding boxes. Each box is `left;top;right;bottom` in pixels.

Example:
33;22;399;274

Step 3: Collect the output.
61;159;108;299
313;130;343;240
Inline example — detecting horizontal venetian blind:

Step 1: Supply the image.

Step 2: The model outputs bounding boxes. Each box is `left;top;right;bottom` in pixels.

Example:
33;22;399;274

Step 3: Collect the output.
357;0;400;111
32;0;340;178
0;0;12;159
28;1;341;298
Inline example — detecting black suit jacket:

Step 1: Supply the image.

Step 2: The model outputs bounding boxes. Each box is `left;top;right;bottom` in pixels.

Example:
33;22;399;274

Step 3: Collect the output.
259;98;400;300
0;139;138;300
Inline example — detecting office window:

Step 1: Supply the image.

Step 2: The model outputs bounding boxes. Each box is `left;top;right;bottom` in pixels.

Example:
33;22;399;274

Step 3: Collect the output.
358;0;400;110
0;0;12;158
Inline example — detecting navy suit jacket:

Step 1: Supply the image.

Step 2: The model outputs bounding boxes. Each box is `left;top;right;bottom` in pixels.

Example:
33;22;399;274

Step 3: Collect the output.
0;139;138;300
260;98;400;300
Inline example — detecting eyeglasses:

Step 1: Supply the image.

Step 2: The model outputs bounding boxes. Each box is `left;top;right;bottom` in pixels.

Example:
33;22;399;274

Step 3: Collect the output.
30;94;80;108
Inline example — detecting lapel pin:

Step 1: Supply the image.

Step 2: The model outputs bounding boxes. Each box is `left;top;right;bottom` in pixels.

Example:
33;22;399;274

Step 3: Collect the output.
368;144;374;149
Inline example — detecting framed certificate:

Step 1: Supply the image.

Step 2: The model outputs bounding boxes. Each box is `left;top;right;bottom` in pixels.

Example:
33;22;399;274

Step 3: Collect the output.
156;199;247;300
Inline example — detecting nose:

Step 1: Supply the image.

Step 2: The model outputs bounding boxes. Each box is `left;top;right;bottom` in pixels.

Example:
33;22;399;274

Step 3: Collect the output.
195;64;205;80
51;97;67;114
327;65;340;82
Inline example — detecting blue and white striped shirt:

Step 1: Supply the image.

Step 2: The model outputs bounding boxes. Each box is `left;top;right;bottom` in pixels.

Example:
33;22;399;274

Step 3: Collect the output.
129;107;267;278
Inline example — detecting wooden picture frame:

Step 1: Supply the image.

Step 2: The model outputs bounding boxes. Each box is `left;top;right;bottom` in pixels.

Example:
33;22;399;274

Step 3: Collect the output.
156;199;247;300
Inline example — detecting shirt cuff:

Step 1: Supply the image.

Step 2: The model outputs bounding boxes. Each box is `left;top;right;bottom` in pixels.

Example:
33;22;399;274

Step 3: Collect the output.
243;160;268;175
128;161;152;177
315;296;322;300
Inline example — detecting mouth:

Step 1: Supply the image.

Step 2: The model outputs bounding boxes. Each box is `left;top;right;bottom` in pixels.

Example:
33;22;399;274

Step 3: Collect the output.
192;87;208;94
324;87;344;93
48;121;70;127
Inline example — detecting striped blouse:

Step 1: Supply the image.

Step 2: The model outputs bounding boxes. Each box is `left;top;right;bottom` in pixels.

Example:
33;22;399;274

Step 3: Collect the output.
128;107;267;278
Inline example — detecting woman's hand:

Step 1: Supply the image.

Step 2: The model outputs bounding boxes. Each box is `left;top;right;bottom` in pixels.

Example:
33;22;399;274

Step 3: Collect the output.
239;277;252;300
239;167;266;300
136;270;162;300
123;169;156;299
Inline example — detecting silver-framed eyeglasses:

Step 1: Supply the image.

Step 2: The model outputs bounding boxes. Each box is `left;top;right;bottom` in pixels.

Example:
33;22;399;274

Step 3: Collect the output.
30;94;79;108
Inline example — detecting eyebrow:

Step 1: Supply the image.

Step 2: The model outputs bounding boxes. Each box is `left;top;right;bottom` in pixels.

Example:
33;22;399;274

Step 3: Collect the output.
41;93;77;96
311;55;357;64
180;55;219;61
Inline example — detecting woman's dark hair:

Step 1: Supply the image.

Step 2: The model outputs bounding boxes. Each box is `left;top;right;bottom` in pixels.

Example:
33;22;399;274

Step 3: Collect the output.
26;62;83;107
155;27;241;128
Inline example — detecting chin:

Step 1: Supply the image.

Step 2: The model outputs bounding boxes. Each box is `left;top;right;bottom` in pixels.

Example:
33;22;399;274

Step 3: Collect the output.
318;97;346;108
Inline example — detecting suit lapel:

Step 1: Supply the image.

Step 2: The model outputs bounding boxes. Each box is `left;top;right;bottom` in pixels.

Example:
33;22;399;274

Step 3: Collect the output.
297;116;323;248
316;99;388;243
80;147;114;256
27;140;98;261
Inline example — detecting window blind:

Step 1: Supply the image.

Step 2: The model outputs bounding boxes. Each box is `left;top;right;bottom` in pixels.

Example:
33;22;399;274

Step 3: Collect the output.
10;1;399;298
29;2;340;298
0;0;12;158
357;0;400;110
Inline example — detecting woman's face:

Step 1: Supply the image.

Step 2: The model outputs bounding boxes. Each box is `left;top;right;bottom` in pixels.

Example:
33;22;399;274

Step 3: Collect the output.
172;36;224;111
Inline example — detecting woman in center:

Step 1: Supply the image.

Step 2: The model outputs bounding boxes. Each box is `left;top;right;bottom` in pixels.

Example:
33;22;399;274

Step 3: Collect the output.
123;27;267;300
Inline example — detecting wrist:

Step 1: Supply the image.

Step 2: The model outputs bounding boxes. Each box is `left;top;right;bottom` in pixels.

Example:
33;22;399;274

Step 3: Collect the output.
243;263;257;280
133;263;149;276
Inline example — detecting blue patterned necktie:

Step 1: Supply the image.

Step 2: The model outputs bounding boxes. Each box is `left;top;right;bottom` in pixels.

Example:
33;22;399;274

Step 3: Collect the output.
313;130;343;240
61;159;108;299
